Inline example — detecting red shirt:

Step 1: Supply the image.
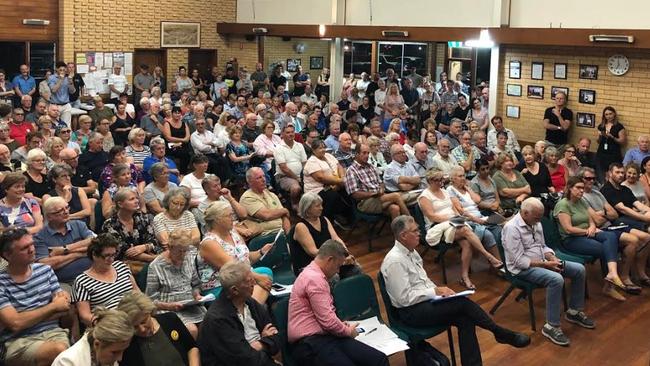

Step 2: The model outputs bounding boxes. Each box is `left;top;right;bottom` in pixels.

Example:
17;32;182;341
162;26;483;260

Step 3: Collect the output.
9;122;34;146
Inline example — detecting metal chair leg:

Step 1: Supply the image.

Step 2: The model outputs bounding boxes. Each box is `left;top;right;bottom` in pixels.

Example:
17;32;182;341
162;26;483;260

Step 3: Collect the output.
528;290;537;331
440;252;448;284
447;327;457;366
490;285;515;314
562;285;568;311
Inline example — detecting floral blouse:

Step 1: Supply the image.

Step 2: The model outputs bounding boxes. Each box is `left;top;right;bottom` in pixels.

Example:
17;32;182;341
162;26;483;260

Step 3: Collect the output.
100;163;144;189
0;197;40;229
226;141;251;177
195;230;250;292
102;212;161;260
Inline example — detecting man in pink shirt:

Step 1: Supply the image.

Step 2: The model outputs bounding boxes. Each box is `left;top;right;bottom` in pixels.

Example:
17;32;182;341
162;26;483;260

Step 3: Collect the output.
288;240;388;366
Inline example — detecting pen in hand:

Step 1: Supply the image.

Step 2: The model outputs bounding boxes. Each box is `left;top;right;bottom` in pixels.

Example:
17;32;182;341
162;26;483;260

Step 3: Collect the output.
365;328;377;335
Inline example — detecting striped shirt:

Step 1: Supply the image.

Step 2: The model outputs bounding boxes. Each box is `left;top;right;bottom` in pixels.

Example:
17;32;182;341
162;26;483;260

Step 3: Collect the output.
125;145;152;166
0;263;61;342
153;211;198;238
72;261;134;311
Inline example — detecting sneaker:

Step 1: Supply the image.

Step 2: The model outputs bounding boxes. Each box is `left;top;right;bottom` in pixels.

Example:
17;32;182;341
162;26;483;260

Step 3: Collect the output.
565;310;596;329
541;324;570;346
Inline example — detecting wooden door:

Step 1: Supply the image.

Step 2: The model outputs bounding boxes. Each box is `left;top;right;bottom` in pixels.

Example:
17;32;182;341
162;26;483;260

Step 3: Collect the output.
133;49;167;89
188;49;218;79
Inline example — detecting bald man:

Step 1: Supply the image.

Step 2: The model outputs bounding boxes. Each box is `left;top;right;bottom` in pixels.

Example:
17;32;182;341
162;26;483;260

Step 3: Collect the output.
334;133;355;168
276;102;304;133
242;113;261;148
60;147;98;196
0;144;13;172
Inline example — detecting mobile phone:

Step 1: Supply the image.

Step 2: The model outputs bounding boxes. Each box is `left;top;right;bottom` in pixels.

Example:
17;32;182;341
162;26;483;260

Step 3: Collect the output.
356;327;365;333
558;260;565;271
271;283;285;291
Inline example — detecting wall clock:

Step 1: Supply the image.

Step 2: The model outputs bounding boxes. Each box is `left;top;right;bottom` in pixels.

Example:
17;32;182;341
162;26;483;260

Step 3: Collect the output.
607;54;629;76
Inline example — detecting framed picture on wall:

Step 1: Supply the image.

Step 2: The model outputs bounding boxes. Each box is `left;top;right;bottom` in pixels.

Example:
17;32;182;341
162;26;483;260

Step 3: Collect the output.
531;62;544;80
579;89;596;104
577;112;596;128
509;61;521;79
527;85;544;99
287;58;301;72
554;63;567;79
551;86;569;100
506;84;522;97
310;56;324;70
160;22;201;48
579;65;598;80
506;105;520;119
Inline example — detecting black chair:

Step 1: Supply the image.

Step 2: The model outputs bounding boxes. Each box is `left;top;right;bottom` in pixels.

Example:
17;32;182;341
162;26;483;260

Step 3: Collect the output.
270;297;296;366
347;200;390;252
248;231;296;285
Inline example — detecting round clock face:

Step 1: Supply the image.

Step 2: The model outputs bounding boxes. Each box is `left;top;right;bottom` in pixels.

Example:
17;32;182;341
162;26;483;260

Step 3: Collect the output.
608;54;629;76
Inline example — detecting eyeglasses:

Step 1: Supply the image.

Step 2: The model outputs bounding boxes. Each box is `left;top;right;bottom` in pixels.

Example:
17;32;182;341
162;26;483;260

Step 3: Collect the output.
49;205;69;216
582;176;595;181
565;150;575;154
98;252;117;260
60;130;71;134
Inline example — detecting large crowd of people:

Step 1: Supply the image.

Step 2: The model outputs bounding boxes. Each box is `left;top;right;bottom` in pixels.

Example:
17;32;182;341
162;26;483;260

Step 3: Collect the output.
0;58;649;366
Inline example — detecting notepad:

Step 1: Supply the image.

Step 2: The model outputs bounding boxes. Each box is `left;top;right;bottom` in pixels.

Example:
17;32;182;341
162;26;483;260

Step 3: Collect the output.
430;289;475;302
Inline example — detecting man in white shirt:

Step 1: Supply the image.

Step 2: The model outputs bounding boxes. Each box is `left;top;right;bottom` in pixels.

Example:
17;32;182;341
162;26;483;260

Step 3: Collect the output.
107;65;128;105
190;118;231;181
299;85;317;106
431;138;459;177
381;215;530;366
274;124;307;210
487;116;521;153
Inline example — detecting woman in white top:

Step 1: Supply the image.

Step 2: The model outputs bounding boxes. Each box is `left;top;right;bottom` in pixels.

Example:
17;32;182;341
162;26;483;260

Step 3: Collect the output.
622;163;648;205
374;79;387;118
180;155;212;207
367;136;388;176
418;169;502;290
303;139;349;221
253;120;282;171
52;309;133;366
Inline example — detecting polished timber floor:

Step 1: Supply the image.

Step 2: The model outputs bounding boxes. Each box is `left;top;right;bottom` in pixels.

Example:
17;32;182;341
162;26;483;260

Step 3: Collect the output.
342;225;650;366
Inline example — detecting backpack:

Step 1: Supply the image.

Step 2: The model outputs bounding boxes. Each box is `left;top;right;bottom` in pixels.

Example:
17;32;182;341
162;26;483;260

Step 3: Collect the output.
405;340;451;366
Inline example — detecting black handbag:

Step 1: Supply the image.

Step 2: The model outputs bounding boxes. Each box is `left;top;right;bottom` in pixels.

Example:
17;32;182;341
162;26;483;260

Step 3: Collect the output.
405;341;451;366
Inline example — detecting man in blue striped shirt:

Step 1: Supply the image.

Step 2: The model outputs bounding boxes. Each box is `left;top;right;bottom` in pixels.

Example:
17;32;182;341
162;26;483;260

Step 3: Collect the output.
0;228;70;365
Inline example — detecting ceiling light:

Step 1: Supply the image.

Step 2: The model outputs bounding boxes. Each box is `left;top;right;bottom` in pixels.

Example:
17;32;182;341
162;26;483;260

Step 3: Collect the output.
465;29;494;48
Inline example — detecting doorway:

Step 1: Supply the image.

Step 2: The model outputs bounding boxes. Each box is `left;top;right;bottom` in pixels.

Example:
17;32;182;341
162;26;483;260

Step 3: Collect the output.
0;42;27;77
133;49;167;86
188;49;218;79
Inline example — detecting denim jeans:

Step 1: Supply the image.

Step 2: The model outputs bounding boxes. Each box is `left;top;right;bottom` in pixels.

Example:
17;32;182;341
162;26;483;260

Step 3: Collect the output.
563;230;619;263
517;261;585;327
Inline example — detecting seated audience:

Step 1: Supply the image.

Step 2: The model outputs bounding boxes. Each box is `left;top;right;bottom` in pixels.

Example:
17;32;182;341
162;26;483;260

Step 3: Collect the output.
487;115;521;154
367;135;388;175
451;132;481;177
384;143;424;206
419;170;503;290
253;120;281;171
101;163;145;218
143;137;180;184
78;132;110;182
545;146;568;192
431;138;459;177
190;117;231;182
51;309;133;366
517;145;554;197
0;172;43;233
96;118;115;152
273;124;307;210
601;163;650;230
344;143;409;219
11;130;42;165
226;125;255;182
60;147;98;197
289;240;390;366
140;100;165;140
72;115;93;152
621;163;648;205
43;164;91;223
161;106;191;175
471;158;503;216
125;128;151;168
111;103;136;147
143;162;178;214
290;192;361;278
146;230;206;339
555;176;631;300
623;134;650;166
490;131;518;163
535;140;546;162
34;197;95;284
0;122;19;154
100;145;145;193
88;96;115;125
324;122;341;151
642;156;650;201
558;144;581;177
334;132;355;168
381;216;529;365
196;175;255;237
23;148;50;202
493;153;531;212
443;119;463;149
180;154;213;208
0;228;71;366
45;137;65;170
73;233;138;326
102;188;161;271
503;198;593;346
580;167;650;289
575;137;596;169
119;291;200;365
198;261;279;366
196;200;273;302
153;188;200;248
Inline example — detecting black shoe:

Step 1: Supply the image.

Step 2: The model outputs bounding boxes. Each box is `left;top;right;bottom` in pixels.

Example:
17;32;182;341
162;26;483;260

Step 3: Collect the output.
494;329;531;348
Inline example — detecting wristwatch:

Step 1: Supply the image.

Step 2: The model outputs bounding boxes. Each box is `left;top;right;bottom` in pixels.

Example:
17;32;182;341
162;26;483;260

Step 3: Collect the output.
63;245;69;255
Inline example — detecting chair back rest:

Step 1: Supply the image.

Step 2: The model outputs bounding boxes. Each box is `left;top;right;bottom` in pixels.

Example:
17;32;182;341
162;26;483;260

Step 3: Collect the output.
271;297;295;366
332;274;381;321
540;215;562;250
249;231;289;270
377;271;402;325
412;204;428;242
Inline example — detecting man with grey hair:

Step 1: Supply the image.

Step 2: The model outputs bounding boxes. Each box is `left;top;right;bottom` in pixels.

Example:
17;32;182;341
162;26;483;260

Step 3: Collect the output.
60;147;97;196
324;122;341;151
142;137;180;184
443;119;462;150
502;197;592;347
622;134;650;166
78;132;109;182
451;131;481;177
199;261;280;365
333;132;355;168
0;143;13;172
240;167;290;235
410;142;434;177
383;144;423;206
276;101;304;134
242;113;261;148
381;215;529;364
431;138;459;177
289;239;389;366
274;124;307;210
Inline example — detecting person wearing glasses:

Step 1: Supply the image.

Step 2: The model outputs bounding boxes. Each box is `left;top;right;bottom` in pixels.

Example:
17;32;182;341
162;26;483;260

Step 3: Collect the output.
72;233;139;326
59;147;99;197
23;148;51;203
34;196;96;285
0;172;44;234
558;144;581;177
43;164;92;224
8;107;34;146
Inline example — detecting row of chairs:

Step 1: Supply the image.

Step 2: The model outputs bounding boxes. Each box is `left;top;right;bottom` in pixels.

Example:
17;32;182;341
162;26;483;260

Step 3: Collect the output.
272;273;457;366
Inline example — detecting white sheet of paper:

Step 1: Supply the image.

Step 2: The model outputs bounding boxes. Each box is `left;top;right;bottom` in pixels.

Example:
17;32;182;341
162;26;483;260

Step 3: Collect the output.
354;317;410;356
95;52;104;68
76;65;89;74
431;289;475;302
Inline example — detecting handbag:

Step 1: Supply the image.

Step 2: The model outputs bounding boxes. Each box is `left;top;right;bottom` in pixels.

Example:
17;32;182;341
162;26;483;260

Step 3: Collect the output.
405;341;451;366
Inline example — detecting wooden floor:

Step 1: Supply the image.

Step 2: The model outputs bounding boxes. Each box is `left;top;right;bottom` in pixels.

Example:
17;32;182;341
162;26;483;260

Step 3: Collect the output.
342;224;650;366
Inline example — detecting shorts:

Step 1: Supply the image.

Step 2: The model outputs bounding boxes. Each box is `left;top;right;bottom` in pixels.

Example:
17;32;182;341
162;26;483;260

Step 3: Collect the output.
277;176;301;192
357;197;389;215
4;328;69;366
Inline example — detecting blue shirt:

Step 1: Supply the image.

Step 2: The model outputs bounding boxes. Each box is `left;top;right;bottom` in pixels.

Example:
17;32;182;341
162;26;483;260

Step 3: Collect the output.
324;135;339;152
11;74;36;95
47;74;71;104
34;220;95;283
383;160;421;192
0;263;62;341
622;147;650;166
142;156;179;184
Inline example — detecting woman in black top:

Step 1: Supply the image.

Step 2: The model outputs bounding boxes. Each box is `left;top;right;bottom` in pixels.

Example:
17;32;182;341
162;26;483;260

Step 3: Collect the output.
42;164;91;224
596;106;627;182
289;192;361;278
358;96;375;124
23;149;51;203
517;145;554;197
161;106;192;174
111;102;136;147
190;68;205;93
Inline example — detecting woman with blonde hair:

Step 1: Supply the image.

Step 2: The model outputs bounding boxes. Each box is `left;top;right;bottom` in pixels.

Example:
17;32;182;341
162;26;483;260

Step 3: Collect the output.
382;83;404;131
125;128;151;168
52;308;134;366
146;229;206;339
23;148;50;202
45;136;65;170
493;153;530;212
72;115;93;152
367;136;388;175
195;200;273;302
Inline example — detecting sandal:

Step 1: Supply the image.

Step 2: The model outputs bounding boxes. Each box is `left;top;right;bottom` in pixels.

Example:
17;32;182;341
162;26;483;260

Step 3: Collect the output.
637;278;650;287
458;278;477;291
489;258;504;270
604;277;627;291
623;283;642;295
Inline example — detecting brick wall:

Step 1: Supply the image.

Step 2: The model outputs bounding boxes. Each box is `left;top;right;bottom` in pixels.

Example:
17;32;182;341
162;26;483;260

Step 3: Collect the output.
498;46;649;151
263;37;330;88
59;0;258;88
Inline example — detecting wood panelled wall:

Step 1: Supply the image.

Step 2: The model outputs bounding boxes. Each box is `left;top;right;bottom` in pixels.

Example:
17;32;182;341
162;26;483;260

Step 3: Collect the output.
0;0;58;42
